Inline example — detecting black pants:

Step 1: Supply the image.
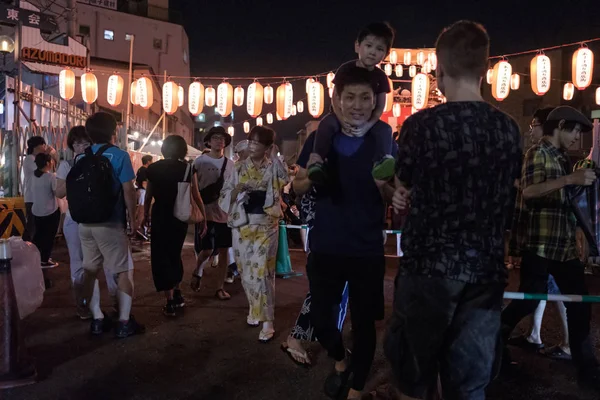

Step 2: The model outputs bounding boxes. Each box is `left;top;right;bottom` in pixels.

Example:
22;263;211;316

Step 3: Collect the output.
307;252;385;391
33;209;60;263
501;251;598;372
23;202;35;242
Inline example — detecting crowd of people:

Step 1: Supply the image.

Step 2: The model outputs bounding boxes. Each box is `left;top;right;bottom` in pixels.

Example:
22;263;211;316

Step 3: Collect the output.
18;17;600;400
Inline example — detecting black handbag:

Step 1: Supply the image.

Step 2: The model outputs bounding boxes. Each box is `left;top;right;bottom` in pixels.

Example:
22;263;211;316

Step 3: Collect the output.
199;158;228;204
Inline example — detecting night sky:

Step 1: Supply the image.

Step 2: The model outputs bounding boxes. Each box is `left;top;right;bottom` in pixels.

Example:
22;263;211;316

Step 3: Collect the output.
170;0;600;142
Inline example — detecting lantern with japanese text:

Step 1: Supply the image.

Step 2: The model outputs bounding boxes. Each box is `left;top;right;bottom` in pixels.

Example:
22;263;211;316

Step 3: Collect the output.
136;77;153;109
81;72;98;104
395;64;403;77
178;85;184;107
423;61;431;74
491;60;512;101
59;69;75;101
572;47;594;90
266;112;273;124
106;74;124;107
416;51;425;65
308;81;325;118
384;64;392;76
305;78;314;94
162;81;179;115
216;82;233;116
234;86;244;106
563;83;574;101
392;103;401;118
404;51;411;65
389;50;398;64
409;65;416;78
276;82;294;120
327;72;335;89
243;121;250;133
227;126;234;136
530;54;551;96
264;84;273;104
486;68;493;85
297;100;304;113
257;117;263;126
510;74;520;90
411;73;430;110
428;52;437;70
596;88;600;105
384;78;394;113
130;81;138;105
205;86;216;107
188;81;204;116
247;82;264;118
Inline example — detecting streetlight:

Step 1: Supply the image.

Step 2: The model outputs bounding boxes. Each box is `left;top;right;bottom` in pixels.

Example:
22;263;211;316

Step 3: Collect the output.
0;35;14;67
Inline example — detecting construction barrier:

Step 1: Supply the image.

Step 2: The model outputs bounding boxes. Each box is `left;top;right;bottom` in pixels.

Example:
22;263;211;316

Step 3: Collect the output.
0;198;26;239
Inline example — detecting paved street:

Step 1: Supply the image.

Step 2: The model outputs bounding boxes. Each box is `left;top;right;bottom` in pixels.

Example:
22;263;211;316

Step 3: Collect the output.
4;234;600;400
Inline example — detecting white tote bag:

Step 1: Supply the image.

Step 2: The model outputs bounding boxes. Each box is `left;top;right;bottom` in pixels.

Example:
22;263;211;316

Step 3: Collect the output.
174;163;203;224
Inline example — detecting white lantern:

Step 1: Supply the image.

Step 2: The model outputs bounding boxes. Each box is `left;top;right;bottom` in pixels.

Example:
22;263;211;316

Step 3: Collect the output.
327;72;335;89
596;88;600;105
264;84;273;104
59;69;75;100
162;81;179;115
266;112;273;124
423;61;431;74
234;86;244;107
389;50;398;64
81;72;98;104
291;105;297;116
297;100;304;113
510;74;520;90
403;51;411;65
305;78;314;94
106;74;124;107
136;77;153;109
409;65;417;78
384;64;392;76
572;47;594;90
392;102;401;118
329;87;334;98
416;51;425;65
491;60;512;101
530;54;551;96
256;117;263;126
411;73;430;110
276;82;294;120
217;82;233;117
395;65;403;77
178;85;184;107
243;121;250;133
308;81;325;118
428;52;437;70
563;82;575;101
130;81;139;105
247;82;264;117
486;68;494;85
188;81;204;116
205;86;216;107
227;126;234;136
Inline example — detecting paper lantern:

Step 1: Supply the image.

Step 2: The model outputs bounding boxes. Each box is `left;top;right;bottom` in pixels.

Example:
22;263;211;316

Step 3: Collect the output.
297;100;304;113
510;74;520;90
305;78;314;94
291;105;297;116
596;88;600;105
256;117;263;126
106;74;124;107
308;81;325;118
130;81;138;105
384;64;392;76
572;47;594;90
428;52;437;70
247;82;264;118
409;65;417;78
266;112;273;124
486;68;493;84
178;85;184;107
491;60;512;101
530;54;551;96
243;121;250;133
329;87;334;98
327;72;335;89
563;82;574;101
389;50;398;64
136;77;153;109
264;84;273;104
276;112;282;121
216;82;233;117
205;86;216;107
392;102;401;118
59;69;75;100
395;65;403;77
162;81;179;115
234;86;244;107
188;81;204;116
411;73;430;110
423;61;431;74
416;51;425;65
404;51;411;65
276;82;294;120
384;78;394;113
81;72;98;104
227;126;234;136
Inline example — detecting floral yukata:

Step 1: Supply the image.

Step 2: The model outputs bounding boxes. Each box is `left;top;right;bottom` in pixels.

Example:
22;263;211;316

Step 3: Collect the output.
220;157;288;322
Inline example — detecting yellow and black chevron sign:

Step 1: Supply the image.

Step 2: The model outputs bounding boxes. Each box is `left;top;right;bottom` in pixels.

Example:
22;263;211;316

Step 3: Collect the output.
0;198;26;239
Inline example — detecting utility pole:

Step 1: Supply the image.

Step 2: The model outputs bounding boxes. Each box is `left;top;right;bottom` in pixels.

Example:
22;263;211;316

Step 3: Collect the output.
66;0;77;38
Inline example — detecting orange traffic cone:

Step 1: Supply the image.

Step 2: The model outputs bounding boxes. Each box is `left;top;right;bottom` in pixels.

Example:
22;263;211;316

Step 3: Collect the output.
0;239;36;389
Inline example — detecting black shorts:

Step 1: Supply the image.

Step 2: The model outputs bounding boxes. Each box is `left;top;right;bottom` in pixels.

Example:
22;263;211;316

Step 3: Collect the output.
194;221;232;253
384;275;504;399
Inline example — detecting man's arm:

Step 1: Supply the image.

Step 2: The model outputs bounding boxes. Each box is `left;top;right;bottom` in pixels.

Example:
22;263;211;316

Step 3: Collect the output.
123;180;137;232
292;167;312;196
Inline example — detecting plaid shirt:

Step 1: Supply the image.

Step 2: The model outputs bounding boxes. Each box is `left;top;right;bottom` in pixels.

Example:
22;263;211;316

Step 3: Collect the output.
522;138;578;262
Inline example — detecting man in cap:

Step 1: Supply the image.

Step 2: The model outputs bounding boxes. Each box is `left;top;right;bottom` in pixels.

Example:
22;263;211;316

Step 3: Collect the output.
190;126;234;300
501;106;600;390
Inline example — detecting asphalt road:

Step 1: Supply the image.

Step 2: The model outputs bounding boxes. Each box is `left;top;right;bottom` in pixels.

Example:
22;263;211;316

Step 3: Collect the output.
4;235;600;400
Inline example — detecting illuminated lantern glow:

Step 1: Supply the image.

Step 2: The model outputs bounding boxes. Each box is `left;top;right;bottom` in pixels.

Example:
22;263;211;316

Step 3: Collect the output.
327;72;335;89
395;64;403;77
205;86;216;107
428;52;437;70
308;81;325;118
188;81;204;116
216;82;233;116
392;102;401;118
329;87;334;98
389;50;398;64
106;74;124;107
423;61;431;74
291;105;297;116
136;77;153;109
59;69;75;101
510;74;520;90
256;117;263;126
572;47;594;90
486;68;494;84
530;54;551;96
227;126;234;136
305;78;314;94
384;78;394;113
297;100;304;113
276;82;294;120
276;112;282;121
162;81;179;115
266;112;273;124
247;82;264;118
384;64;393;76
264;84;273;104
243;121;250;133
491;60;512;101
403;51;411;65
178;85;184;107
411;73;430;110
234;86;244;106
409;65;417;78
563;82;575;101
81;72;98;104
596;88;600;105
416;51;425;65
130;81;138;105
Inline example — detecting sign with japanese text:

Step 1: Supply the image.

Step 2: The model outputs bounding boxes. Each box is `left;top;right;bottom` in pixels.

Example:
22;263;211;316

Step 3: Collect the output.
77;0;118;11
0;4;57;32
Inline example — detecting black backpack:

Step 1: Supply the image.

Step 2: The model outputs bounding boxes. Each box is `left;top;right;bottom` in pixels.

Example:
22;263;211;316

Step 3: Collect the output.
66;144;119;224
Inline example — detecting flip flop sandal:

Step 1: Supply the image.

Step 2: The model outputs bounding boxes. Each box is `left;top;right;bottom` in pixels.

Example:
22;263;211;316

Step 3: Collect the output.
259;329;275;343
544;345;572;360
190;275;202;292
280;342;312;368
215;289;231;300
508;335;544;351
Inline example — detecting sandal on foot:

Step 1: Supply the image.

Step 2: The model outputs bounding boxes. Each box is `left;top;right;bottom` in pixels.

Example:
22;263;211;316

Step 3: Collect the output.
215;288;231;300
259;329;275;343
190;274;202;292
544;345;572;360
280;342;312;367
508;335;544;351
247;316;260;327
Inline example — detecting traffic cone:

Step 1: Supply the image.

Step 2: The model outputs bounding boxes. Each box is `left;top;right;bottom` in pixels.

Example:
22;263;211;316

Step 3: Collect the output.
0;239;36;389
276;220;302;279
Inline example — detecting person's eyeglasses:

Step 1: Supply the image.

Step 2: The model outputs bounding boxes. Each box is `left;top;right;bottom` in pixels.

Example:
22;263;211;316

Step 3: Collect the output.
529;123;542;131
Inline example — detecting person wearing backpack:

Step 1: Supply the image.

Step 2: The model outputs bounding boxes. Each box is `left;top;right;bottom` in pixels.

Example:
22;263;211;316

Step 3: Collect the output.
68;112;144;338
190;126;234;300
